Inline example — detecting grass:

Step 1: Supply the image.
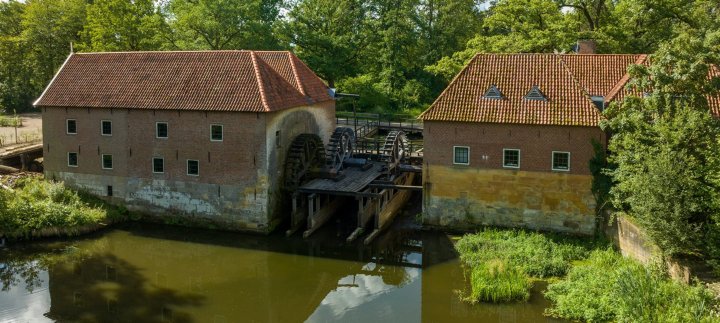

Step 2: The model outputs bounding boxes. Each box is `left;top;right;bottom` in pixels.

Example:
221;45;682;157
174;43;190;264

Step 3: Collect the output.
0;114;22;127
545;249;719;322
0;177;128;239
455;229;604;303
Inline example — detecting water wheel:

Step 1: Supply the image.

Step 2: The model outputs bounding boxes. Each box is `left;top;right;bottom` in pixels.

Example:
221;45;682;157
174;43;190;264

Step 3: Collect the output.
380;130;408;169
284;134;325;191
326;127;355;173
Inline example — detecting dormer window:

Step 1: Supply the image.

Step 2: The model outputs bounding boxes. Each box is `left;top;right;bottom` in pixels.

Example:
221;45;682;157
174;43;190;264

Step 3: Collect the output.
483;85;503;100
525;86;547;101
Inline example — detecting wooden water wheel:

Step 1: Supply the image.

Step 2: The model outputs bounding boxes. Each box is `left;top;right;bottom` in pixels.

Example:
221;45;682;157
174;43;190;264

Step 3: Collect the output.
326;127;355;173
283;134;325;191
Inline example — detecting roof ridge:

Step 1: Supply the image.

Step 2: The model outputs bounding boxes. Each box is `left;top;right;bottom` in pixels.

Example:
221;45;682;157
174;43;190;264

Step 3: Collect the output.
250;51;271;111
605;54;649;103
557;54;593;99
419;53;481;120
287;52;307;97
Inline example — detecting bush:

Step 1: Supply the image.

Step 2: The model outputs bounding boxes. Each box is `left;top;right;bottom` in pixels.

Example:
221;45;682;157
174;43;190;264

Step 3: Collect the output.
545;249;718;322
0;114;21;127
0;177;127;238
456;229;602;303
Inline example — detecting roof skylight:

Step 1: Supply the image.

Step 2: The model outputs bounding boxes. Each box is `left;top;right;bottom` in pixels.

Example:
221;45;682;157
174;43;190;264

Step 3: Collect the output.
525;86;547;101
483;85;503;99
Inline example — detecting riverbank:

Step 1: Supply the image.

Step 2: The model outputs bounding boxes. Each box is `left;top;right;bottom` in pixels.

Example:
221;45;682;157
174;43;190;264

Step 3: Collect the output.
0;174;127;241
455;229;720;321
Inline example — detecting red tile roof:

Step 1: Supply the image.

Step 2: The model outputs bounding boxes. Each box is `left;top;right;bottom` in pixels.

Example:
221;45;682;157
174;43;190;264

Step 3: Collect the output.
421;54;640;126
561;54;646;96
34;51;333;112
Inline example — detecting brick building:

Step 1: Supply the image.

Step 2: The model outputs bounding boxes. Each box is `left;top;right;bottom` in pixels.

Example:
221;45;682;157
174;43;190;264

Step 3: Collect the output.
35;51;335;233
420;53;647;234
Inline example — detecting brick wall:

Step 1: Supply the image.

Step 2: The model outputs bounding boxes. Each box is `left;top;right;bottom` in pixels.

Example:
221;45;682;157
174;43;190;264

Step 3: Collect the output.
423;121;606;175
41;103;335;232
422;121;605;234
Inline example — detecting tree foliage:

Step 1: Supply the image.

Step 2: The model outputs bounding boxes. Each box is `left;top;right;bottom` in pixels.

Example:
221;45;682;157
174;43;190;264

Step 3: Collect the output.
602;33;720;259
0;0;719;114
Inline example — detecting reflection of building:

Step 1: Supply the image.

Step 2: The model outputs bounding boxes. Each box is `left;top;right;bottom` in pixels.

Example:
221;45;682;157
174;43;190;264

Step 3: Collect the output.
41;227;419;322
420;50;649;234
36;51;335;233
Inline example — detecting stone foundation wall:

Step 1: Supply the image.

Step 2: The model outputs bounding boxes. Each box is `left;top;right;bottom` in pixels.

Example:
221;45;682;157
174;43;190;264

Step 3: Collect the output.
423;165;596;234
48;171;273;232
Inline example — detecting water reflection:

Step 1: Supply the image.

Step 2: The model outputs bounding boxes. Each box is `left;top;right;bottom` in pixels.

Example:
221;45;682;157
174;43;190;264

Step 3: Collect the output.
0;217;563;322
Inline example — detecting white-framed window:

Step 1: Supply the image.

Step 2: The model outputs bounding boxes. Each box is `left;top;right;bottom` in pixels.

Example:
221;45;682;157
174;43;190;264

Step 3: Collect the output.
101;120;112;136
210;124;223;141
66;119;77;134
102;154;113;170
552;151;570;171
503;149;520;168
156;122;168;138
68;152;78;167
152;157;164;174
453;146;470;165
187;160;199;176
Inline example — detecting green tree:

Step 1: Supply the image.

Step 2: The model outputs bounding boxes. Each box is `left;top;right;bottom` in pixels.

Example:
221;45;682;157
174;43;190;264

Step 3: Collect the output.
0;0;33;113
167;0;281;50
81;0;166;51
602;33;720;258
280;0;370;88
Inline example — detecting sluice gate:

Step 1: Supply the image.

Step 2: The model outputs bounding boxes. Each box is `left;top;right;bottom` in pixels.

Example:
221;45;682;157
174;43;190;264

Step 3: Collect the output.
284;120;422;244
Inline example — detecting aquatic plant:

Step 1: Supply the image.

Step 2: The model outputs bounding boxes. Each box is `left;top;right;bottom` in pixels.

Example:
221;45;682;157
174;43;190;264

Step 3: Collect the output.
465;259;531;303
545;249;719;322
455;228;601;303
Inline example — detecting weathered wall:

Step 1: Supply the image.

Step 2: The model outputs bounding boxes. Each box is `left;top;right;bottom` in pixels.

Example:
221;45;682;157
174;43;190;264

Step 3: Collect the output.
263;101;336;230
422;121;603;234
42;103;334;233
604;214;692;283
423;165;596;234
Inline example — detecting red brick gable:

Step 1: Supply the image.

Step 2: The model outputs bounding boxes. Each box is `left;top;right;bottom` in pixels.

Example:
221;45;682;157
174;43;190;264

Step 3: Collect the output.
34;50;333;112
420;54;607;126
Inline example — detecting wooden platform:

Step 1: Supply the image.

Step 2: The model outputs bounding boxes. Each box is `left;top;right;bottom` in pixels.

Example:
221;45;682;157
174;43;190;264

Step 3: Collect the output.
298;161;384;196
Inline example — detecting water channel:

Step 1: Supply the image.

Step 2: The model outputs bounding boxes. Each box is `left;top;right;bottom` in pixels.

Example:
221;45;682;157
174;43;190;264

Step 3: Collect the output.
1;203;564;323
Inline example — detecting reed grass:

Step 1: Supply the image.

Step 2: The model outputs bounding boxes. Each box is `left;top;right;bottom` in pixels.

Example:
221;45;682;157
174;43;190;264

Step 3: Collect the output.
456;229;602;303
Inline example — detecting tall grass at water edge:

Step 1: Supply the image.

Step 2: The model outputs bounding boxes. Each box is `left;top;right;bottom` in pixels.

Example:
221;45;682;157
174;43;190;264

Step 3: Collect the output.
455;229;603;303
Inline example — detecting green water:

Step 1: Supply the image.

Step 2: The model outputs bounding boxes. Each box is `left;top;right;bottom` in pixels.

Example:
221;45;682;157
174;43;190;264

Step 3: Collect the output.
0;217;563;322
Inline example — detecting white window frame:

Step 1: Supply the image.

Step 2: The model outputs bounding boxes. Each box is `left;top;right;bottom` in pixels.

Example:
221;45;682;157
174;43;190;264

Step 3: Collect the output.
503;149;520;169
152;157;164;174
453;146;470;165
551;151;571;171
187;159;199;176
67;152;78;167
66;119;77;135
156;122;168;139
101;120;112;136
210;124;223;142
101;154;113;170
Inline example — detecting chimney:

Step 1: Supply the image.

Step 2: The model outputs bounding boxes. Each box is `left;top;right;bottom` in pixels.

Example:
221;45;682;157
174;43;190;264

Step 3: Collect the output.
576;40;597;54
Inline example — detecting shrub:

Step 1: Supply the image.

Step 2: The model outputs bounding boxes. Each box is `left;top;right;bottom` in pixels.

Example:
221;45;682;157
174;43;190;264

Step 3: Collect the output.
0;177;127;238
545;249;719;322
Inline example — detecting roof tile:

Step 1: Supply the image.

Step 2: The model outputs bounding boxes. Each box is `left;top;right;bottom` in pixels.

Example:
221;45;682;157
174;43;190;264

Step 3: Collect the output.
35;50;332;112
